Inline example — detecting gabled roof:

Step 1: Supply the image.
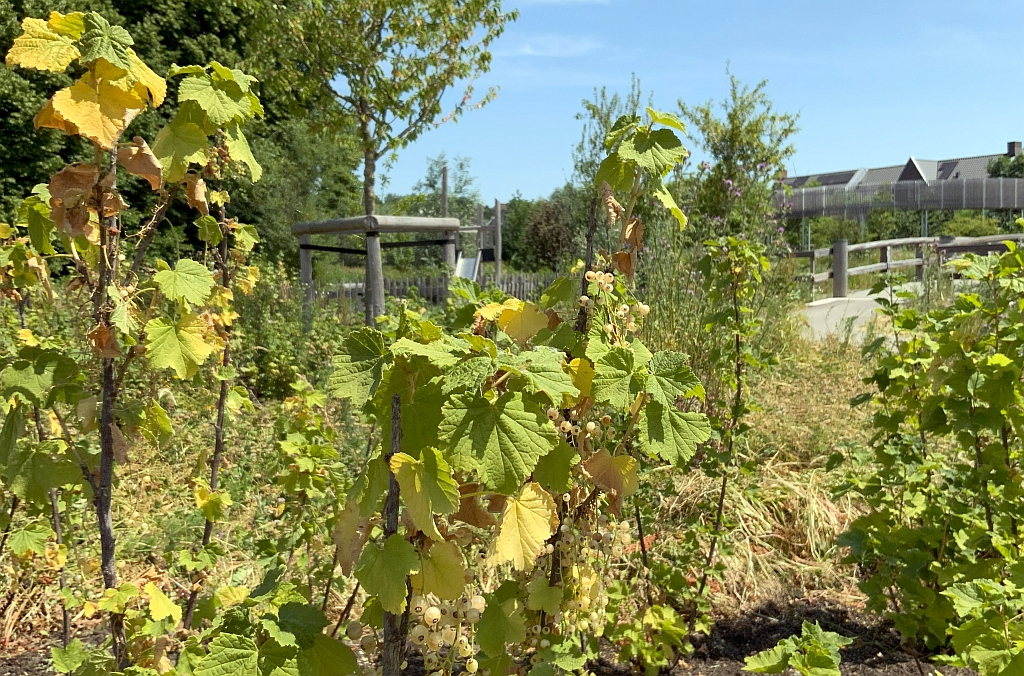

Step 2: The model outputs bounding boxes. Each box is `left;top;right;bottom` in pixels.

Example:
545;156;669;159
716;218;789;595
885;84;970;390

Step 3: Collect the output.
784;143;1018;190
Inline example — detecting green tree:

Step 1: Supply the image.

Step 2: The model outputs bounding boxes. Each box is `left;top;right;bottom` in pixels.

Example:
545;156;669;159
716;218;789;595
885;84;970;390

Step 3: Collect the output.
678;72;798;238
257;0;517;324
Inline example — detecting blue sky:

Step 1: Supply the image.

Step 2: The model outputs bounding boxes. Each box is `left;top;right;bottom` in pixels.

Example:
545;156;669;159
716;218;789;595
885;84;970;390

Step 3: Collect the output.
380;0;1024;202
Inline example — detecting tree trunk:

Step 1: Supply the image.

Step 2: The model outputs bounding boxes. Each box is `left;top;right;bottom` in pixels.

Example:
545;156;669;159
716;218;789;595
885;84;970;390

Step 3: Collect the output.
361;108;385;327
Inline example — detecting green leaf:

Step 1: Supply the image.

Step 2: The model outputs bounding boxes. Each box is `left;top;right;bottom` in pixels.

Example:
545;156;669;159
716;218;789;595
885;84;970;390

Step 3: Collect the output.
531;439;579;494
413;539;468;601
477;597;527;657
443;356;494;395
329;328;389;403
224;122;262;182
653;185;687;230
540;276;578;309
595;154;634;192
78;12;133;69
144;582;182;624
17;195;55;255
297;634;359;676
526;577;562;615
519;349;579;406
646;108;686;133
354;534;419;614
638;401;711;466
145;314;215;379
8;522;53;556
194;634;258;676
1;347;78;407
391;337;465;369
440;392;559;495
153;259;215;305
233;223;260;252
179;75;247;126
51;639;89;674
742;643;791;673
196;215;222;247
618;128;688;176
0;405;25;468
152;116;209;184
591;347;643;411
6;440;81;504
646;351;704;406
390;448;459;541
257;638;298;676
277;602;329;650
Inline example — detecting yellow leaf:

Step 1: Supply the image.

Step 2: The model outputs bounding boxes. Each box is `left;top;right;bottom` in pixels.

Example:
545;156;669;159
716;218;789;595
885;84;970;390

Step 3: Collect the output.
389;449;459;542
16;329;39;346
144;582;182;624
0;222;14;238
118;136;163;190
497;302;548;348
44;543;67;570
582;448;638;499
128;51;166;107
50;74;146;149
411;540;468;601
488;482;558;571
214;585;249;607
34;99;75;136
568;358;595;398
5;17;80;72
331;500;370;577
476;298;520;321
82;600;99;618
47;12;85;39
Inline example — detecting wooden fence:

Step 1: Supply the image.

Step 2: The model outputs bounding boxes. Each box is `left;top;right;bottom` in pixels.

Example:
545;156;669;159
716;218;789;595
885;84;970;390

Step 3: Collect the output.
317;272;558;306
794;234;1024;297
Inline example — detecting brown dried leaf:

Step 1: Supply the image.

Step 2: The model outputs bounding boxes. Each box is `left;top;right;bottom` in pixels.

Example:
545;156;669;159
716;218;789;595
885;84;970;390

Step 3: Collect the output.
545;308;562;331
612;250;637;280
109;423;130;464
48;163;99;239
183;174;208;216
331;500;370;576
118;136;163;190
88;323;122;358
624;217;644;250
600;181;623;225
452;483;497;528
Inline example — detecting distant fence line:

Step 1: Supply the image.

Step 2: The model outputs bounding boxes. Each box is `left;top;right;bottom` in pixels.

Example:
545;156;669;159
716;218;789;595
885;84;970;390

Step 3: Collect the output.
779;178;1024;220
316;272;559;306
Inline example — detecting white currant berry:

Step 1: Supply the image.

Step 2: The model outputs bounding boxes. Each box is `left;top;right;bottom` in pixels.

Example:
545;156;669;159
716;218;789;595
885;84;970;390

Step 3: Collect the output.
546;407;558;420
578;295;589;307
424;606;441;624
345;621;362;640
466;608;481;623
471;595;486;612
360;635;377;652
466;659;479;674
603;323;613;334
585;421;597;433
560;420;573;433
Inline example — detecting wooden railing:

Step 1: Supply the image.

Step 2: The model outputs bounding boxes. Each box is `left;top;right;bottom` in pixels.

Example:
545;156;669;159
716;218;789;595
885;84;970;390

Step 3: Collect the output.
318;272;558;305
794;234;1024;297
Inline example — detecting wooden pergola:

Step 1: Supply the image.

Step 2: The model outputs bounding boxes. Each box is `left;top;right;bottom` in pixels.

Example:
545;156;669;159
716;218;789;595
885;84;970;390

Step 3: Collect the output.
291;202;503;327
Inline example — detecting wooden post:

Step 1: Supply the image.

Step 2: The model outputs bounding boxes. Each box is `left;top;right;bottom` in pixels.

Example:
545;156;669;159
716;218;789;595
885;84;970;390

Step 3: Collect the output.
832;239;848;298
915;245;924;282
365;229;384;326
299;234;313;332
494;199;502;287
441;165;456;272
880;245;890;271
808;255;816;300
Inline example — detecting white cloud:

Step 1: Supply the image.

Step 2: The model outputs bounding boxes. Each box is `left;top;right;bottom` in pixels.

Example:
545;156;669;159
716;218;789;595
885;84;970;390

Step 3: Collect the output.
501;34;602;58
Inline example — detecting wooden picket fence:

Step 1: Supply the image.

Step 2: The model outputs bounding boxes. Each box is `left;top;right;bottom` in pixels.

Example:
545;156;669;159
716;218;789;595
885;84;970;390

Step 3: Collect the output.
318;272;558;306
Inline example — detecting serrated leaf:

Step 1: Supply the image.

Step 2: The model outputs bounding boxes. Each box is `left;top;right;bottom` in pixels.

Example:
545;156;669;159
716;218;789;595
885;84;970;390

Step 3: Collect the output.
540;276;578;309
618;128;688;176
152;116;209;184
0;405;25;467
51;639;88;674
591;347;642;411
531;439;579;494
489;482;558;571
412;540;468;601
329;328;389;403
224;122;262;182
519;349;579;406
5;440;80;503
194;484;232;521
298;634;359;676
498;302;548;347
331;501;370;577
646;107;686;133
638;401;711;466
277;603;329;650
9;522;53;556
47;12;85;39
391;337;465;369
178;75;247;126
526;577;562;615
653;185;687;230
742;643;791;673
117;136;162;190
443;356;494;395
50;74;145;149
582;448;638;499
1;348;78;407
567;358;594;399
145;314;214;379
233;222;259;252
143;582;181;624
354;534;419;614
646;351;704;405
477;298;519;321
194;634;258;676
79;13;133;69
440;392;558;494
390;448;459;541
477;597;527;657
5;17;80;72
196;215;222;247
153;259;215;305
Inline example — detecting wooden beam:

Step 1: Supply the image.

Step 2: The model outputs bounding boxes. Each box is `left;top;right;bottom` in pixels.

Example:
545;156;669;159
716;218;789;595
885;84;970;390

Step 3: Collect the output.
291;215;461;236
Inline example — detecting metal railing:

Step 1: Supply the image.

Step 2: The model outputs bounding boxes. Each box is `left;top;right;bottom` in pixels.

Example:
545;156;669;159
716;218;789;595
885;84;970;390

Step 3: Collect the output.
794;234;1024;297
